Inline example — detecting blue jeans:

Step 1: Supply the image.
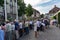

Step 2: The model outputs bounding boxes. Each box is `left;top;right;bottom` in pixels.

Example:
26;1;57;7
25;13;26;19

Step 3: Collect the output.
25;27;29;34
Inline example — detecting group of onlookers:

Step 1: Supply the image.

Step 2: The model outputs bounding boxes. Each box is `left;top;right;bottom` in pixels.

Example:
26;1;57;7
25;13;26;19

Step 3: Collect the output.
0;18;51;40
0;20;34;40
34;18;50;38
50;19;58;26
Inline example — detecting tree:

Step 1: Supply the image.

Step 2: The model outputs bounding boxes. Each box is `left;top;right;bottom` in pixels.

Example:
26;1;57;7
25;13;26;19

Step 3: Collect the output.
40;14;44;18
26;4;33;16
0;0;8;22
0;0;4;7
58;12;60;24
0;0;8;7
17;0;26;16
53;16;56;19
0;0;4;22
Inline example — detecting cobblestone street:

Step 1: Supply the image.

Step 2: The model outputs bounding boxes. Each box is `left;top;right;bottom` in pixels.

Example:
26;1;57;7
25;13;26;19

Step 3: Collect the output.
19;26;60;40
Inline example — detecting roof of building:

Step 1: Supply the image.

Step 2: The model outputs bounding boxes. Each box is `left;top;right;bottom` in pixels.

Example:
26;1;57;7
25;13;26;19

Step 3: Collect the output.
33;8;40;14
49;5;60;14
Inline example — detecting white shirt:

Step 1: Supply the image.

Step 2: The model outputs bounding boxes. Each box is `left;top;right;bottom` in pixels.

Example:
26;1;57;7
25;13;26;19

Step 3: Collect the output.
5;23;12;31
25;21;29;27
19;22;23;29
34;22;37;31
11;24;15;30
30;21;33;24
36;21;40;27
41;23;45;27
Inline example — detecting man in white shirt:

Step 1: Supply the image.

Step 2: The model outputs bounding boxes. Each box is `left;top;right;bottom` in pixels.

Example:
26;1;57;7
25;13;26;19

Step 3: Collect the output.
36;20;40;31
5;20;12;40
19;21;23;37
11;22;15;40
34;20;38;38
34;21;37;32
25;20;29;34
11;22;15;31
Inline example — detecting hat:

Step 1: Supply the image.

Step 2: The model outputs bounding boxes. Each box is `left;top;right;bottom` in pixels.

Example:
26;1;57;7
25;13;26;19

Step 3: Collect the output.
14;19;19;22
6;20;9;22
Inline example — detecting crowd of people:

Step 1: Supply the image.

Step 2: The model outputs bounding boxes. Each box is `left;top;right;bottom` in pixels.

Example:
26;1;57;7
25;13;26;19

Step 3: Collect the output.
0;18;51;40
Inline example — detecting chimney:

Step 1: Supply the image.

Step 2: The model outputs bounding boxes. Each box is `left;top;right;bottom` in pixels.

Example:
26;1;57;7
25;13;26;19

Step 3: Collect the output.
54;5;56;8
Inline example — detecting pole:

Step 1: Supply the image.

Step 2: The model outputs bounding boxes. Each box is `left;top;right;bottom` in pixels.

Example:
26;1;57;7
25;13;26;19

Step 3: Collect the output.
4;0;7;21
16;0;18;21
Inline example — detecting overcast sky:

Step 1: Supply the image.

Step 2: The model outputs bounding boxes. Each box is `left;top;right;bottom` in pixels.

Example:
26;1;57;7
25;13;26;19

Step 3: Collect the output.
24;0;60;14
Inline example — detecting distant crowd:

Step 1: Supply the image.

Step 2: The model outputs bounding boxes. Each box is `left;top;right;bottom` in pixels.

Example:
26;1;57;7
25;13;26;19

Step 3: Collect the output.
0;18;58;40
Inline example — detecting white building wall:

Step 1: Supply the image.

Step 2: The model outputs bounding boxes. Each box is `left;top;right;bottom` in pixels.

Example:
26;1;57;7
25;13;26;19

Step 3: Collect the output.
0;7;3;12
0;7;3;15
0;0;17;15
36;13;40;17
6;0;16;14
6;0;10;13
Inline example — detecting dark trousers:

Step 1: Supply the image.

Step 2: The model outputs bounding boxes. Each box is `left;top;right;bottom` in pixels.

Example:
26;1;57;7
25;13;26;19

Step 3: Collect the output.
40;25;44;31
37;27;40;31
29;24;33;30
19;29;23;37
24;27;29;34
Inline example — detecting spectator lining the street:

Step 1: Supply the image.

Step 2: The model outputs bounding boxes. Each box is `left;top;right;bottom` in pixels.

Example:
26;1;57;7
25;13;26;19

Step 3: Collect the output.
11;22;15;40
43;19;49;29
1;23;6;31
19;20;23;37
14;20;19;40
0;26;4;40
34;20;38;38
25;20;29;35
5;20;12;40
29;20;33;30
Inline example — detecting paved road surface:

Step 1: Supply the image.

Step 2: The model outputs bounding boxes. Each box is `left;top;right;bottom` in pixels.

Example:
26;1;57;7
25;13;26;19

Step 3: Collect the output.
19;26;60;40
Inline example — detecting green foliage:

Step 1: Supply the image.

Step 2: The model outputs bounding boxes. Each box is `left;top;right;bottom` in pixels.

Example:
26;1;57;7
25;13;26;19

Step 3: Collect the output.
26;4;33;16
58;12;60;24
17;0;33;17
7;15;11;21
53;16;56;19
0;0;4;7
40;14;44;18
17;0;26;16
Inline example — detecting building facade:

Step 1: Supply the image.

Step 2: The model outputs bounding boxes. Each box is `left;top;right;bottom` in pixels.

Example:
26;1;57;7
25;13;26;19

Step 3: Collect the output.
47;5;60;19
32;9;40;18
0;0;17;22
